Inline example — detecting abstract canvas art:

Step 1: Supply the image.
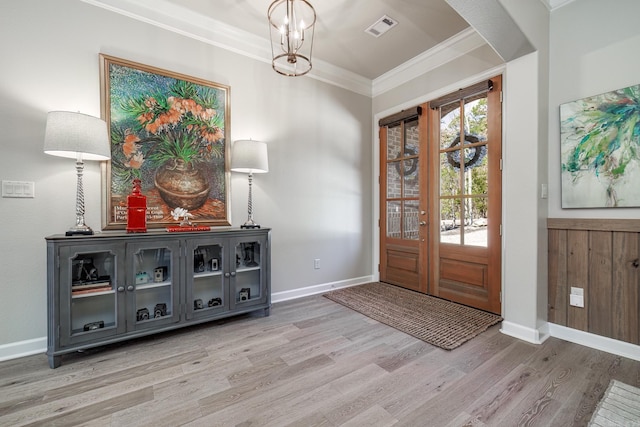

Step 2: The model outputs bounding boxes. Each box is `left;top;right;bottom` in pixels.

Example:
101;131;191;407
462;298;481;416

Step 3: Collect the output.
560;84;640;208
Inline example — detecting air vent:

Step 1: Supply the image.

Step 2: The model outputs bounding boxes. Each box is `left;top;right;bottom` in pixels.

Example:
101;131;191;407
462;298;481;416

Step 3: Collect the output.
365;15;398;38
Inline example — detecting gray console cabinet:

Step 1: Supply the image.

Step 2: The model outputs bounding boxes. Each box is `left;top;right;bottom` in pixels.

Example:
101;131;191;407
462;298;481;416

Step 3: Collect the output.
46;228;270;368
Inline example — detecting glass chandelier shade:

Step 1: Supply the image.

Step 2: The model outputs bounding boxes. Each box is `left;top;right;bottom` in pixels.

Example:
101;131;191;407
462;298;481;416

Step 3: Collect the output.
268;0;316;77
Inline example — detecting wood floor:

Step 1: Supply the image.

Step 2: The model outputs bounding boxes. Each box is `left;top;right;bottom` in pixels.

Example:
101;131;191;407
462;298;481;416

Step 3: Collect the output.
1;294;639;426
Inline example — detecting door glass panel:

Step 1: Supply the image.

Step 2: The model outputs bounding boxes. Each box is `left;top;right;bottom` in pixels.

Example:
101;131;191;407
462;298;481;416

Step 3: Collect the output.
132;247;173;323
403;158;419;197
403;200;419;240
439;94;489;247
384;118;420;242
235;241;262;303
387;201;401;238
440;198;461;244
387;162;401;198
387;124;401;158
70;251;116;334
192;243;224;312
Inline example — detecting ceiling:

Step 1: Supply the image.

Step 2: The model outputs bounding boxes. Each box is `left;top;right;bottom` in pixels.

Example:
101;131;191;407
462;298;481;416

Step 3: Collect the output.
87;0;569;93
163;0;471;80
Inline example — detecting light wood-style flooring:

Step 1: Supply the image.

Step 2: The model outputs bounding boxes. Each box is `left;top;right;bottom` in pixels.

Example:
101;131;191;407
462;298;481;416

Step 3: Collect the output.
1;294;639;426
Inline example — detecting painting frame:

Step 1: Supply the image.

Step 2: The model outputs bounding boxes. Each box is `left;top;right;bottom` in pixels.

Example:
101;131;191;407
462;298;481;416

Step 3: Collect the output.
560;83;640;208
99;54;231;229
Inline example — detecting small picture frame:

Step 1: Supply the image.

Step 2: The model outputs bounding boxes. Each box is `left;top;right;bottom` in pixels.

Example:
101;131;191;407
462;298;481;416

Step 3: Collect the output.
210;258;219;271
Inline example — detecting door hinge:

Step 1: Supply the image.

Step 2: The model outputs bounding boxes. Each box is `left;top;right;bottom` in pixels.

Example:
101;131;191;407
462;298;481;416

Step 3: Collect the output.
500;91;503;103
378;264;380;272
499;224;502;236
499;158;503;171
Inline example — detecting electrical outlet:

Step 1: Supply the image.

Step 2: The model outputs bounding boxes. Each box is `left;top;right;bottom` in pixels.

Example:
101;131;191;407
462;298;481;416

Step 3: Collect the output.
570;287;584;308
314;259;320;269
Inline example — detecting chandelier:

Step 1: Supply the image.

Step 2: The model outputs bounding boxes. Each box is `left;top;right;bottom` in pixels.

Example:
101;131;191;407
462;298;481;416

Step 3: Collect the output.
268;0;316;76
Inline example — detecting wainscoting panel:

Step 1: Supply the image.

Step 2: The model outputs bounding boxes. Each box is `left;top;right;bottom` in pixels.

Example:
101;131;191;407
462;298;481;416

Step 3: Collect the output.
548;218;640;345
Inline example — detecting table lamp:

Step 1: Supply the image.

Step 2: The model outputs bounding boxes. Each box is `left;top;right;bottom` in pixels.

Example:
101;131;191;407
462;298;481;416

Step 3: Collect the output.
44;111;111;236
231;139;269;228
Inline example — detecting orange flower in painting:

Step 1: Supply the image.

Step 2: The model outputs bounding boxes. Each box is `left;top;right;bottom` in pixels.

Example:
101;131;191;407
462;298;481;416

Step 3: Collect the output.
122;133;140;158
118;80;225;173
125;152;144;169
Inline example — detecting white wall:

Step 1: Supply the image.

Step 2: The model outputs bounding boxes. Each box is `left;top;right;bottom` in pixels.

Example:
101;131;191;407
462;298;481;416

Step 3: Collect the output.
0;0;372;352
548;0;640;219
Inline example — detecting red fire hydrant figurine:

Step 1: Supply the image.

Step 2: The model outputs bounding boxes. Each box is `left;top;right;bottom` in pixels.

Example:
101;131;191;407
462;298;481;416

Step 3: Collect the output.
126;178;147;233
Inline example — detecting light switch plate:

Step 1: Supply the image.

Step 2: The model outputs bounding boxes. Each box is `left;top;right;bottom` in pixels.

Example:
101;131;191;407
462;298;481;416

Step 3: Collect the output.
2;180;35;198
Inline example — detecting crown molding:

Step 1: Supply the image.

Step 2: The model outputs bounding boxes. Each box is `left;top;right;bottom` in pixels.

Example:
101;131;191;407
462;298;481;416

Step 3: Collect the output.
82;0;486;98
539;0;575;11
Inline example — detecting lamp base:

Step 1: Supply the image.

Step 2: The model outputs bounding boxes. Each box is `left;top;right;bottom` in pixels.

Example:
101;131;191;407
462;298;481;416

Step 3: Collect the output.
240;220;261;229
66;225;94;236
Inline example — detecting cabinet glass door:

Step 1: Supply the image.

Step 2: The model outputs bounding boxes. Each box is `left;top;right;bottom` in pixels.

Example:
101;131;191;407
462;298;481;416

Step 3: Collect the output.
187;240;227;319
128;240;180;330
59;245;123;346
231;236;267;309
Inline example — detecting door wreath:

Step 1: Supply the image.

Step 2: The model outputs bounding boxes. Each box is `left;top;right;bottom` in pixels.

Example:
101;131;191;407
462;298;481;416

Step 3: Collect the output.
446;134;486;170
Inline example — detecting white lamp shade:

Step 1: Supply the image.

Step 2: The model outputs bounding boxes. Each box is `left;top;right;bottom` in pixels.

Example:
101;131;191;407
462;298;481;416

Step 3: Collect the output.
231;140;269;173
44;111;111;161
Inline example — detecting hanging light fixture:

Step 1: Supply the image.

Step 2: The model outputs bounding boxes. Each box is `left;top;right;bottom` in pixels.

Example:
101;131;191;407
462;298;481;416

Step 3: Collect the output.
268;0;316;76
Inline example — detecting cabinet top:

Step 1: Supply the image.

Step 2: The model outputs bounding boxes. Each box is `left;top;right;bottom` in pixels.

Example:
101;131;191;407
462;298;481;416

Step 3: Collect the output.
46;227;271;241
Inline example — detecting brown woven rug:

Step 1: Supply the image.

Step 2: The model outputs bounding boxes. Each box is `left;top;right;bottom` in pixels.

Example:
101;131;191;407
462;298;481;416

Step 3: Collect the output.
324;282;502;350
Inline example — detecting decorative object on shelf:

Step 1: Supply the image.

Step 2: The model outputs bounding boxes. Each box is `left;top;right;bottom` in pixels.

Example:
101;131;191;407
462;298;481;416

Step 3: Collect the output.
239;288;251;301
165;207;211;232
136;308;150;321
153;266;168;282
231;140;269;228
171;207;194;227
208;297;222;307
126;178;147;233
99;54;231;229
83;321;104;331
154;303;167;318
209;258;219;271
135;271;150;284
194;299;204;310
44;111;111;236
268;0;316;76
560;83;640;208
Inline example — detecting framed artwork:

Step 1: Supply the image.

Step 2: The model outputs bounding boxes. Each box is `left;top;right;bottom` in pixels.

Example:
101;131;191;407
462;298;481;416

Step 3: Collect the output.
99;54;231;229
560;83;640;208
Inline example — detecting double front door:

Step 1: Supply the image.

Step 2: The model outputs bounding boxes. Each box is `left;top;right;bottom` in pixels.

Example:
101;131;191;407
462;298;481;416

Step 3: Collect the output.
379;76;502;314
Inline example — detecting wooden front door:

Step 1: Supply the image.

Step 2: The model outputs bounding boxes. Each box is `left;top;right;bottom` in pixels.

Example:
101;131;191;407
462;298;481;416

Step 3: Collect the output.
379;107;428;293
427;76;502;314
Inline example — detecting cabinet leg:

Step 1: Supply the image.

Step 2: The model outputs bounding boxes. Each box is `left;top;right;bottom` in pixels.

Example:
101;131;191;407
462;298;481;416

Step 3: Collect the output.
48;354;61;369
263;306;271;317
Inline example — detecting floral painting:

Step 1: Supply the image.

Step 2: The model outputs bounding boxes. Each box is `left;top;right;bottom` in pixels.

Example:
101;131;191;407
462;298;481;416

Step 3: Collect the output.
560;83;640;208
100;55;230;228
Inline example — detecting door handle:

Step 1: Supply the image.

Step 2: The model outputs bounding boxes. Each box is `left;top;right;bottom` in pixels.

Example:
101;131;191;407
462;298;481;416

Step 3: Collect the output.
419;221;427;226
127;285;134;291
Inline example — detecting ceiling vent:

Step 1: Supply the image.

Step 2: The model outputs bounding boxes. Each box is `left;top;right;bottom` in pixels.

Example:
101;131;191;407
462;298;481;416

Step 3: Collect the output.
365;15;398;38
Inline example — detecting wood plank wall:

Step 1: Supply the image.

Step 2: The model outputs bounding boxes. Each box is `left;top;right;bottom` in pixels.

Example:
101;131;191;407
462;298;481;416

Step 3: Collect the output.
548;218;640;345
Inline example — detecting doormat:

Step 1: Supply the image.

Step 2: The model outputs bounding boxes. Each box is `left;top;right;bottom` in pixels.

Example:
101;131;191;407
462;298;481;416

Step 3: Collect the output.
589;380;640;426
324;282;502;350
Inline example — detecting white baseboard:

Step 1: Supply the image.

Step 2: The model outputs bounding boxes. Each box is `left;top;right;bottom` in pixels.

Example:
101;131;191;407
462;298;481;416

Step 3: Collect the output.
500;320;550;344
548;323;640;362
271;275;374;303
0;337;46;362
